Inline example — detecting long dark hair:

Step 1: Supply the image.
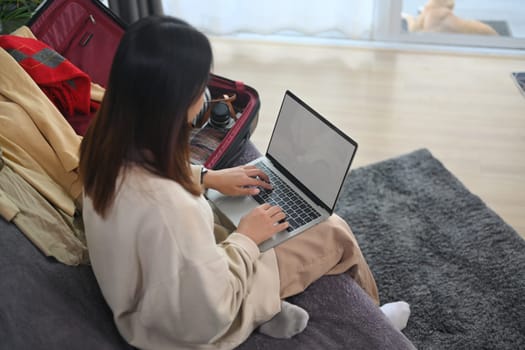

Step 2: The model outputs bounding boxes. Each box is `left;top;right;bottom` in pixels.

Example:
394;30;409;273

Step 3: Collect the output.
80;16;213;217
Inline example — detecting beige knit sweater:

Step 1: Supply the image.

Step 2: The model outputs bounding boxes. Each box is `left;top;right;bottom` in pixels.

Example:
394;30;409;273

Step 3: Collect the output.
83;165;281;350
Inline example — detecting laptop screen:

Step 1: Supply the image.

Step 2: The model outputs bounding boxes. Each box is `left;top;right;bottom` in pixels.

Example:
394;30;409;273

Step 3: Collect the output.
267;91;358;210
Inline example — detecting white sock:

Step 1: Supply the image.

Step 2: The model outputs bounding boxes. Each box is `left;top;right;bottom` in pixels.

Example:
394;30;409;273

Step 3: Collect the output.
258;301;309;338
380;301;411;331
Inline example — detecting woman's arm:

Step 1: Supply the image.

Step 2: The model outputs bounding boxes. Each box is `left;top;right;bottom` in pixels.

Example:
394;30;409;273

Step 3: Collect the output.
203;165;273;196
192;163;288;244
136;194;279;345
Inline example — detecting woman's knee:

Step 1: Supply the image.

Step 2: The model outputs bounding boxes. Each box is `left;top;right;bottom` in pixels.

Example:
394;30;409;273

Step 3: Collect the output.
323;215;359;247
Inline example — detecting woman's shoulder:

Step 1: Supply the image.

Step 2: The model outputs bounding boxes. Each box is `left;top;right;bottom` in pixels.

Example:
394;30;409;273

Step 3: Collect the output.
84;164;209;243
121;165;183;193
118;164;202;209
111;165;214;255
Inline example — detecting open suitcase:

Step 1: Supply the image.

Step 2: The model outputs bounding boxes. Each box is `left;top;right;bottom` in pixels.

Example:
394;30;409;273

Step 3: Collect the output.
27;0;260;169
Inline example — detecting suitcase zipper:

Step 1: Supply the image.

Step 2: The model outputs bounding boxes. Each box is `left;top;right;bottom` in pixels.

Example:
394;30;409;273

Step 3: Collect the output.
78;14;96;47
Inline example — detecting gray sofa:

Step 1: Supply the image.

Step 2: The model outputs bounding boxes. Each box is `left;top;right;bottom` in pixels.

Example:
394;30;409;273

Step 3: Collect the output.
0;142;415;350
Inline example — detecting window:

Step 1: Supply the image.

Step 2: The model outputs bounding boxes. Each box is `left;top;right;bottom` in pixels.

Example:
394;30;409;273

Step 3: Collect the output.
162;0;525;51
373;0;525;50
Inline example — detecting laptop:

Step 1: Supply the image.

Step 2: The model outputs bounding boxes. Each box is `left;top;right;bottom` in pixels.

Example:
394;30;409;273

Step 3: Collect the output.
206;90;358;251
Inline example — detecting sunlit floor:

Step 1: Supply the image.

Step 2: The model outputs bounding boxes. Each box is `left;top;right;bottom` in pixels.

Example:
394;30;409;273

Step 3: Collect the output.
210;36;525;238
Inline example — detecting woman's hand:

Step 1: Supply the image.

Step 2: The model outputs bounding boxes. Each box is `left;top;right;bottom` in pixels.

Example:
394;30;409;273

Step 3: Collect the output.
236;204;289;244
203;165;273;196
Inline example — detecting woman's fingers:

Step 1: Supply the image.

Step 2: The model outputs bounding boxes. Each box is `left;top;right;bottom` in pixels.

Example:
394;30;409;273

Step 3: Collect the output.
244;167;271;185
266;205;284;217
242;177;272;190
232;185;261;196
272;212;287;224
262;205;288;224
237;203;289;244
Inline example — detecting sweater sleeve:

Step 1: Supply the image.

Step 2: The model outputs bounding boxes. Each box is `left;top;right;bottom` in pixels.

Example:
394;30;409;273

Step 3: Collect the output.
136;194;272;345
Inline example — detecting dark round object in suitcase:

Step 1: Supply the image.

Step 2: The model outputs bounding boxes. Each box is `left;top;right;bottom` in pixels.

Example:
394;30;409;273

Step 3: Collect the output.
209;102;235;130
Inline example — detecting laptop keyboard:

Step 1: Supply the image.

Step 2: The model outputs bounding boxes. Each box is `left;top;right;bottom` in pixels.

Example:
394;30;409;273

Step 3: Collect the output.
253;162;321;231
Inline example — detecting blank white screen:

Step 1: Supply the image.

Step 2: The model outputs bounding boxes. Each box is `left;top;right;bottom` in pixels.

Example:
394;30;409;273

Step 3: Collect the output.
267;94;356;209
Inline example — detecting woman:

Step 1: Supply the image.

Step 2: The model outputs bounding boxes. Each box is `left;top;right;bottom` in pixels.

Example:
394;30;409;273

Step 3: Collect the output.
80;16;409;350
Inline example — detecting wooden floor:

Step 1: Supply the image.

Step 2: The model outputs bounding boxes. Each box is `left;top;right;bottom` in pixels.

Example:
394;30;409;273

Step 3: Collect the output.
210;37;525;238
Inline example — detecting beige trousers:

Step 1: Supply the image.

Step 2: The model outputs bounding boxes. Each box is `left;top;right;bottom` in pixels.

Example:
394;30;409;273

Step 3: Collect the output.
274;215;379;304
211;204;379;305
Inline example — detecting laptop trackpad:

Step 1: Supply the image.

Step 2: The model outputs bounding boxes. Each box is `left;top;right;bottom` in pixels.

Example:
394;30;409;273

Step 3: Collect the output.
206;189;259;227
